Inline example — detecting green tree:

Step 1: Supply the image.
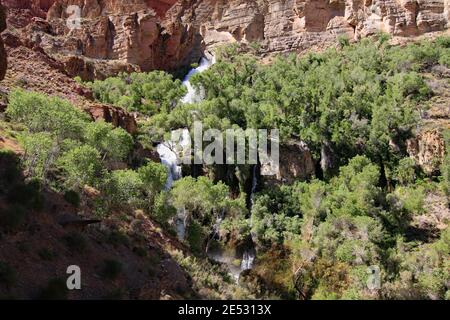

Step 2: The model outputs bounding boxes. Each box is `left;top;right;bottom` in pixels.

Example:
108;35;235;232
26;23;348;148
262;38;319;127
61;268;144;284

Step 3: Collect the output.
137;161;168;201
57;145;103;190
6;89;89;140
18;132;58;183
84;121;133;162
104;169;144;208
394;157;417;185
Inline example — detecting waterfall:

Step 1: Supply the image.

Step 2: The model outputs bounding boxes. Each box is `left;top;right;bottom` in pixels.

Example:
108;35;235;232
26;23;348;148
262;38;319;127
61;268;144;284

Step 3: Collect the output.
241;165;258;272
241;250;256;271
181;56;216;104
156;129;190;190
157;129;190;241
157;54;215;240
206;209;226;252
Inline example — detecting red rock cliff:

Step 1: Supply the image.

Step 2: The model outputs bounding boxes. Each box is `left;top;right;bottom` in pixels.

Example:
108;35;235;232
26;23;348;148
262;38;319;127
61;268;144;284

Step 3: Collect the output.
2;0;449;78
0;2;7;80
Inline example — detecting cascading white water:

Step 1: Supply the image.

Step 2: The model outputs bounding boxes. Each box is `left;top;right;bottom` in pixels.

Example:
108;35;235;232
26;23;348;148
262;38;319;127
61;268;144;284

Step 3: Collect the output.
206;209;225;252
241;250;256;271
157;129;190;241
157;55;215;240
157;129;191;190
240;165;258;271
181;56;216;104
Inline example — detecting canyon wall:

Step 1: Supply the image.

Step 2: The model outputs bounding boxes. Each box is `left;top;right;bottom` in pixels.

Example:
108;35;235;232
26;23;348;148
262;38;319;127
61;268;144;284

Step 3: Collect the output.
0;2;6;80
2;0;449;78
181;0;450;53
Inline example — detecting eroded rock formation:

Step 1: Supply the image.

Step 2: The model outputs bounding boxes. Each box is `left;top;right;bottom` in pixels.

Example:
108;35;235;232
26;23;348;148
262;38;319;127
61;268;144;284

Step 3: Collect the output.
2;0;449;79
41;0;197;78
0;2;7;81
87;103;138;134
185;0;450;53
0;5;138;134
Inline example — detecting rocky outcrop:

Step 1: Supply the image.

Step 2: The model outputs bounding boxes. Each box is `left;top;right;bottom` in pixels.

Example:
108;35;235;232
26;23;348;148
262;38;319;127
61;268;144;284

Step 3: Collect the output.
0;2;7;81
262;141;316;185
2;0;55;28
42;0;196;77
407;129;446;175
0;28;137;134
87;104;138;134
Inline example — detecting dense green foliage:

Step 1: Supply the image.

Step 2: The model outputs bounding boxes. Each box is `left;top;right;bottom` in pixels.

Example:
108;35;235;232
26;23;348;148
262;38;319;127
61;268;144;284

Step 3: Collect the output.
86;71;187;115
5;89;168;221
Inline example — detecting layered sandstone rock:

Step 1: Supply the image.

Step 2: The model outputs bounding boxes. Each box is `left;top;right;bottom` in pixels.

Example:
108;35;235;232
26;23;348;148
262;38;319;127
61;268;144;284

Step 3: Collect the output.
43;0;194;77
3;0;449;79
87;103;138;134
179;0;450;54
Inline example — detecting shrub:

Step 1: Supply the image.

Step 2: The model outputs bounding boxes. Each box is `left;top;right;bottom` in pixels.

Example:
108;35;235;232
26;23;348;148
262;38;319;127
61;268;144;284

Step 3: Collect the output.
57;145;103;190
393;186;426;215
0;150;22;191
137;161;168;197
63;232;88;253
104;169;144;208
441;130;450;196
0;204;27;231
187;220;205;255
436;36;450;48
84;121;133;162
6;89;89;140
100;259;123;280
439;53;450;68
38;248;58;261
86;71;186;115
395;157;417;185
337;34;350;48
7;179;44;210
18;132;58;182
152;191;177;225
